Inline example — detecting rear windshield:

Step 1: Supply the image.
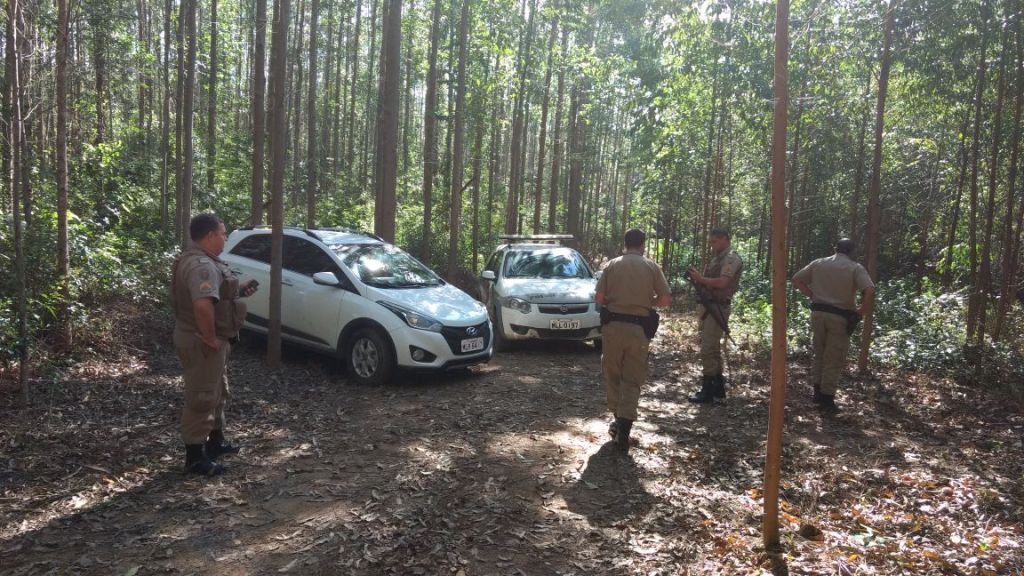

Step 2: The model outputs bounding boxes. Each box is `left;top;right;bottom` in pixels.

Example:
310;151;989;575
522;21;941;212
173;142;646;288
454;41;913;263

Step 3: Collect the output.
503;248;592;279
332;243;443;289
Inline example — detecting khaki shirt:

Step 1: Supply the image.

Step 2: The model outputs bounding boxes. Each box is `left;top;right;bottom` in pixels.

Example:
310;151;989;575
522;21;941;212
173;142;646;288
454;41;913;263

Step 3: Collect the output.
596;251;671;317
704;249;743;301
171;247;245;346
792;253;874;311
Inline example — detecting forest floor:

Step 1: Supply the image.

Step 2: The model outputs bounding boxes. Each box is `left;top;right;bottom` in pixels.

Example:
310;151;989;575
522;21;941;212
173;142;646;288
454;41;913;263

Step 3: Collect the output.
1;303;1023;576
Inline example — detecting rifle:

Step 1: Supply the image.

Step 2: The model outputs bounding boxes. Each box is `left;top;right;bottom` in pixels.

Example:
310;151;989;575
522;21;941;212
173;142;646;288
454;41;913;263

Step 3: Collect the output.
684;268;735;345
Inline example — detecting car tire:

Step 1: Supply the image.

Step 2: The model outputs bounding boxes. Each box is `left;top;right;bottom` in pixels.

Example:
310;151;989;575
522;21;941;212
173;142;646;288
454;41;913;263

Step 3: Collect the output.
346;328;395;385
490;306;511;352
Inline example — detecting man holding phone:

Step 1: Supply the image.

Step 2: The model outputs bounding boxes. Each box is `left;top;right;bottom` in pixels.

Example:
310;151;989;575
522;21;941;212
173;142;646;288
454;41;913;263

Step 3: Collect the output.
171;214;259;476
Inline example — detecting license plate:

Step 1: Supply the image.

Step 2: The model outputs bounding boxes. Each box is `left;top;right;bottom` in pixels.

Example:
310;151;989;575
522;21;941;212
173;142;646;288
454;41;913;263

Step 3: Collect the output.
461;337;485;352
550;319;581;330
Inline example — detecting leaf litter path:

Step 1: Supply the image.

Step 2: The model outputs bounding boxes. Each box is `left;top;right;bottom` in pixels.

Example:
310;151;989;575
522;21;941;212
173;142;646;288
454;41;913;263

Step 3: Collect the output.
1;309;1022;575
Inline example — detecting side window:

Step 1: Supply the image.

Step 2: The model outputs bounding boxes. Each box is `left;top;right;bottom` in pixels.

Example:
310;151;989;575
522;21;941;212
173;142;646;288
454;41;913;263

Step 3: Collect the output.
484;251;503;275
284;237;338;276
230;234;272;263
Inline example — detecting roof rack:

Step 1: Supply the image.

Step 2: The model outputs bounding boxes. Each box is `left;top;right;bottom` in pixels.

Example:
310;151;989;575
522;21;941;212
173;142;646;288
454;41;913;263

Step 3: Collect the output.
498;234;575;245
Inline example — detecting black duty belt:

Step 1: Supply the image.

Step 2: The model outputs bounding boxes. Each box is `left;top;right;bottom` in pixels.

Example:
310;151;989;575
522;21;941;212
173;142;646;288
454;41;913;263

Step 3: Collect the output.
604;310;648;326
811;302;855;318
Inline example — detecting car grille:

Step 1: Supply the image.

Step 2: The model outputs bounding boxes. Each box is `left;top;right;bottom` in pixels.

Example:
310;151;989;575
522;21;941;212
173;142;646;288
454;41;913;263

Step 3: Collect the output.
538;304;590;315
440;321;491;355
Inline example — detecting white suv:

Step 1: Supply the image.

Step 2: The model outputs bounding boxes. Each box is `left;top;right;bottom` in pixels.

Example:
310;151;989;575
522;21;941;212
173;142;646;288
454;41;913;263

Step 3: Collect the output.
479;236;601;350
221;227;492;384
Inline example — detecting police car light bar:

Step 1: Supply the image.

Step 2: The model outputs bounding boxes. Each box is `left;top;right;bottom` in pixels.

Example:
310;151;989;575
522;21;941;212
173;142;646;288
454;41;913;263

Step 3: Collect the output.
498;234;575;244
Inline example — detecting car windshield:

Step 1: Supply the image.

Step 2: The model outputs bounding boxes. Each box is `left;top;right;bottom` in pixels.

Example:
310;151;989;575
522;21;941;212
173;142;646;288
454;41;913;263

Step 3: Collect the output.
503;248;592;279
332;243;443;288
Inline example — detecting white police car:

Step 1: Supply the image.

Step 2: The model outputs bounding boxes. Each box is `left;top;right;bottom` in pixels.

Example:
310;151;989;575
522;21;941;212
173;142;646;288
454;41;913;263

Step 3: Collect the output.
479;236;601;350
221;226;492;384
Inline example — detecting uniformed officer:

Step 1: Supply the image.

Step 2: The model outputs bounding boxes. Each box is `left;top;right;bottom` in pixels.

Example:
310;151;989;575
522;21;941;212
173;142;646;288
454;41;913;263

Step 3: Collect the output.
595;228;672;452
686;228;743;403
171;214;257;475
792;238;875;413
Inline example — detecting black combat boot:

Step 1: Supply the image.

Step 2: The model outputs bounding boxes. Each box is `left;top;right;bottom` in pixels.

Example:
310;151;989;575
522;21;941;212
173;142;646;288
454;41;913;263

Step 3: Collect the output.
205;429;240;460
713;373;727;399
688;375;717;404
812;383;825;404
184;444;226;476
817;394;840;414
614;417;633;451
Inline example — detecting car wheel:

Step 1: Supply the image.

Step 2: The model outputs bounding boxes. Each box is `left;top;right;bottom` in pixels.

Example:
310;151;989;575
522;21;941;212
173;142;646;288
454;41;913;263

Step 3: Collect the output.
490;306;511;352
346;328;395;385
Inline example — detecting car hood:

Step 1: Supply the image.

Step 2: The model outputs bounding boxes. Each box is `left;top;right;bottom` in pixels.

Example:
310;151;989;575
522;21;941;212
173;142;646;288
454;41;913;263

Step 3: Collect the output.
499;278;597;304
369;283;488;325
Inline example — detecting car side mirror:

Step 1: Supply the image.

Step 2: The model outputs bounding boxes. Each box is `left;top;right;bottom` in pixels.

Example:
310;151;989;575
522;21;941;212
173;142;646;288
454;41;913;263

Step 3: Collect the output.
481;270;496;281
313;271;342;286
593;271;603;280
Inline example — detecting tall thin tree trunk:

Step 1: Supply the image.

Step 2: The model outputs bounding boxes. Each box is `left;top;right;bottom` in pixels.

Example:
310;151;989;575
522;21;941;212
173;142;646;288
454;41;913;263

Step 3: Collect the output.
57;0;72;348
207;0;218;195
267;0;291;368
447;0;470;279
180;0;198;246
994;17;1023;341
548;28;566;232
8;0;30;404
252;0;268;225
966;1;991;343
533;15;557;233
373;0;401;241
857;1;895;372
505;0;537;234
941;111;973;289
160;0;172;236
421;0;442;261
306;0;321;227
978;31;1008;343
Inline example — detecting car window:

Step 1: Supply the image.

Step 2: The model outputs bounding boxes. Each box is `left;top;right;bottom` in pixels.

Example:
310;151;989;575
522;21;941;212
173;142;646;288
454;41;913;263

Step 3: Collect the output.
503;248;592;279
484;250;503;274
332;243;443;289
284;236;338;276
229;234;272;263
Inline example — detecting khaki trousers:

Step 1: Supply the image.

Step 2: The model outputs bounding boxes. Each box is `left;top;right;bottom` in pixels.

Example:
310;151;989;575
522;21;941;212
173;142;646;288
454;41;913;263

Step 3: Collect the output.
810;311;849;396
601;321;650;421
698;304;730;375
178;338;231;444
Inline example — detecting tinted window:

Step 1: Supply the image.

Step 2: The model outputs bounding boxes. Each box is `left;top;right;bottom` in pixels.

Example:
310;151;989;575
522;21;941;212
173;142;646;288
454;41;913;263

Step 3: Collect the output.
285;237;338;276
230;234;272;263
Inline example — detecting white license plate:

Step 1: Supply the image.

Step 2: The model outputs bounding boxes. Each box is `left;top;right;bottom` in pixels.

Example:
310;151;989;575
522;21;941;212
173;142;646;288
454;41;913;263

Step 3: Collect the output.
550;319;581;330
461;337;485;352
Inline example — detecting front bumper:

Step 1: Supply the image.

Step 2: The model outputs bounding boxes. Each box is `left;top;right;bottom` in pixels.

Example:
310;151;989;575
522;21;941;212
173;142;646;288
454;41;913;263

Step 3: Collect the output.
499;304;602;341
393;319;494;370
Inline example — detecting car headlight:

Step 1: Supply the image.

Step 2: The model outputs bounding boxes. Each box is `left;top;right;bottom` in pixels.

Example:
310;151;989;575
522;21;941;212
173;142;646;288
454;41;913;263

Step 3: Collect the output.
499;296;532;314
378;301;443;332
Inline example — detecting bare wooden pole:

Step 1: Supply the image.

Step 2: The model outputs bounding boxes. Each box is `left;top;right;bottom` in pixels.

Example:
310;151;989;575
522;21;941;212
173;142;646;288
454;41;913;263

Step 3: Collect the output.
762;0;789;549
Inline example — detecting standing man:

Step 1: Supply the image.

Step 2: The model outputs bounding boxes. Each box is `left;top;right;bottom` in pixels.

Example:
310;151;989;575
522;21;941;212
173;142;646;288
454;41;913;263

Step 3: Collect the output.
792;238;875;413
171;214;257;475
686;228;743;403
596;228;672;452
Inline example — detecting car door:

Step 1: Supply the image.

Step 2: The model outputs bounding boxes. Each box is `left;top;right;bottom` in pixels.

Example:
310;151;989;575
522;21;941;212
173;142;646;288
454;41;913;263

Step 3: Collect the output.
282;236;348;351
224;234;272;326
480;249;504;305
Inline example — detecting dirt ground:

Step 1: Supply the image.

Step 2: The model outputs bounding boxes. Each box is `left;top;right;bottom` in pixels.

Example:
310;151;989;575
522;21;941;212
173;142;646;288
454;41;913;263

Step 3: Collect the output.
2;307;1023;575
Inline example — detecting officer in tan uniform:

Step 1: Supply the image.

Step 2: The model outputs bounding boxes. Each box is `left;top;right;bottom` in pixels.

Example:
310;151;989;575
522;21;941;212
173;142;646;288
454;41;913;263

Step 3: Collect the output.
171;214;257;475
595;228;672;452
686;228;743;403
792;238;875;413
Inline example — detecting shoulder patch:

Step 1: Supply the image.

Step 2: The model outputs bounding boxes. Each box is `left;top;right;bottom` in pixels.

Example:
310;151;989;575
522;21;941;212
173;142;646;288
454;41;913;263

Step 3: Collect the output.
199;281;214;293
200;269;210;280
